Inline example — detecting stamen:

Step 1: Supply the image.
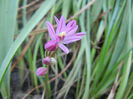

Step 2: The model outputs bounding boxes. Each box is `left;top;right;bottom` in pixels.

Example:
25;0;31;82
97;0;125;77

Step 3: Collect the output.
58;32;66;40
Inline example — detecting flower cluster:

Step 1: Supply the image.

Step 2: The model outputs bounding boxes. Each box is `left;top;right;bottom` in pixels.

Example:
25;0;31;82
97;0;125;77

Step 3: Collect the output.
36;16;86;76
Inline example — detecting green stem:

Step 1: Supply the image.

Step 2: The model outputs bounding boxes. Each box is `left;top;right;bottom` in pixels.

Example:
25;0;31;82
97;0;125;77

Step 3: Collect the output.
44;74;51;99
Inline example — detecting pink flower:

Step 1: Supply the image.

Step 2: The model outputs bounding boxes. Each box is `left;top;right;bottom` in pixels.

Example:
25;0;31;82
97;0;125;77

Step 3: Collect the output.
42;57;52;65
36;67;48;76
45;16;86;54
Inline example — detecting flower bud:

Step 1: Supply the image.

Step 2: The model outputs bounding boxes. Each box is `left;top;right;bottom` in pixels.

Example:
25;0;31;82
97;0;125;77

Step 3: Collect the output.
36;67;48;76
42;57;56;65
45;40;57;51
51;57;57;64
42;57;52;65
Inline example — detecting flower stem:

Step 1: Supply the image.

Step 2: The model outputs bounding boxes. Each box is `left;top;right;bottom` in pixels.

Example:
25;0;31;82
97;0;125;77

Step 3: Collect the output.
44;74;51;99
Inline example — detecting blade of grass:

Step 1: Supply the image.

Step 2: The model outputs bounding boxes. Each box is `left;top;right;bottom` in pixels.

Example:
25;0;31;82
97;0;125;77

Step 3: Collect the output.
0;0;19;99
54;0;64;14
82;0;91;98
93;1;126;93
22;0;27;25
0;0;56;85
115;0;132;98
90;0;104;23
124;71;133;99
91;0;121;96
62;0;72;19
93;47;133;98
124;5;133;99
75;69;82;99
92;0;126;92
77;65;87;99
18;0;27;87
32;35;41;88
106;0;126;70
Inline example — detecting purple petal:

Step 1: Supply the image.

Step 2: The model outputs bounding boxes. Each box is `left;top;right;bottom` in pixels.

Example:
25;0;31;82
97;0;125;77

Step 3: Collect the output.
67;32;86;37
66;26;78;36
54;16;59;24
63;36;82;44
46;21;56;40
66;20;76;28
58;43;69;54
66;20;77;33
56;16;66;34
66;25;77;33
74;32;86;36
45;40;57;51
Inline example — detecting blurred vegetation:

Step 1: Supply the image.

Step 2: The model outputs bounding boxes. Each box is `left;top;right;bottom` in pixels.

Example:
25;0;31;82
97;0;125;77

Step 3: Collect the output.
0;0;133;99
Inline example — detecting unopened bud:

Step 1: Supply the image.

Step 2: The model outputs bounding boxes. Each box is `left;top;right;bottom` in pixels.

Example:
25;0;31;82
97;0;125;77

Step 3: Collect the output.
45;40;57;51
42;57;56;65
36;67;48;76
51;57;56;64
42;57;52;65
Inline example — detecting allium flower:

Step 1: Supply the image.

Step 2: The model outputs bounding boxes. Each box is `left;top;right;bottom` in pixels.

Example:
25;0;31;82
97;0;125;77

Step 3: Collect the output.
36;67;48;76
45;16;86;54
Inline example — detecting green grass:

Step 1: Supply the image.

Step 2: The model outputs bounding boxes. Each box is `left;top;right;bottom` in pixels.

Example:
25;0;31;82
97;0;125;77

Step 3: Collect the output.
0;0;133;99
